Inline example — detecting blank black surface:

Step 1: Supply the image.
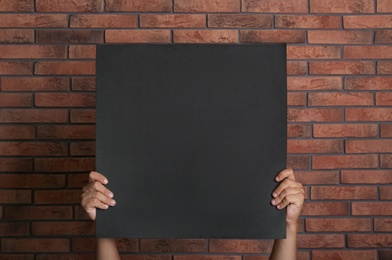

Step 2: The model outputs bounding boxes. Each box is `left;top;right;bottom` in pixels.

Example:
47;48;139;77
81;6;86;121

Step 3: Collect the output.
96;44;287;239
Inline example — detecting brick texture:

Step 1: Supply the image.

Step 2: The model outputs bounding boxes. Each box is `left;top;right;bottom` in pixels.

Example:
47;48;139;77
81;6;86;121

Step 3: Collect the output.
1;0;391;259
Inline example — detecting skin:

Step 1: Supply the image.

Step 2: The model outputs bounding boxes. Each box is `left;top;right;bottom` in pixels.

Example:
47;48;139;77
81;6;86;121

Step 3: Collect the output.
81;169;304;260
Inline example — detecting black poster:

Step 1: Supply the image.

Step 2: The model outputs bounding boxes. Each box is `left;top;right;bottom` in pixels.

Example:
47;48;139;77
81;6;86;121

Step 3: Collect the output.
96;44;287;239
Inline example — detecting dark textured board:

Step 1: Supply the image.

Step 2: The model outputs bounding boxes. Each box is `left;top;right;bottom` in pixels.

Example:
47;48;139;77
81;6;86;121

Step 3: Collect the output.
96;44;287;239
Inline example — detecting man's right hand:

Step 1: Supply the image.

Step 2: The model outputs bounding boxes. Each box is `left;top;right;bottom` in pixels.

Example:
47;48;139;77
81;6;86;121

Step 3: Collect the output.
81;171;116;220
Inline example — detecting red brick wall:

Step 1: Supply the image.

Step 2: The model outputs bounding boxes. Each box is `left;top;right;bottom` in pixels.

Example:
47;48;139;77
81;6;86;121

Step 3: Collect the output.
0;0;391;259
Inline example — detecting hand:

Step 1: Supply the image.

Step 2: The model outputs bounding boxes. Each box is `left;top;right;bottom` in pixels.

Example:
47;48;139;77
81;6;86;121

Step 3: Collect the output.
81;171;116;220
271;169;304;227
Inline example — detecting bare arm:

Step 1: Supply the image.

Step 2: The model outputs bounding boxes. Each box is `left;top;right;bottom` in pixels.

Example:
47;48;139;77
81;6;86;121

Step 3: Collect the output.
81;171;120;260
269;169;304;260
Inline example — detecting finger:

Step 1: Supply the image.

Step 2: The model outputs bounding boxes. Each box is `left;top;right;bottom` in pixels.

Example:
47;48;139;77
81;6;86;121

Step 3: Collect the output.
83;197;110;211
83;180;114;199
275;168;295;182
276;194;304;210
89;171;108;184
272;178;303;198
92;191;116;207
271;187;304;206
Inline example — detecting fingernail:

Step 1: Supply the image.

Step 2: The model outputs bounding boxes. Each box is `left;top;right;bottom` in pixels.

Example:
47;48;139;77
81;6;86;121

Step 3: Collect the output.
108;192;114;198
111;200;116;206
103;179;108;184
271;199;276;205
272;192;277;197
104;204;109;209
277;205;281;209
275;177;280;181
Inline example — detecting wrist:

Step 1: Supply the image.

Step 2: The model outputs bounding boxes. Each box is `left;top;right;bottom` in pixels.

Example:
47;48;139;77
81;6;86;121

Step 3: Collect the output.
286;223;297;234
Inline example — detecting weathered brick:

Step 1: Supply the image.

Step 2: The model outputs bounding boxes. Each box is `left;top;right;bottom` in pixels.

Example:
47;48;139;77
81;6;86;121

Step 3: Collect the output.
287;62;307;75
36;0;104;12
0;174;65;188
347;234;392;248
375;30;392;43
345;77;392;90
141;239;206;252
352;202;392;215
2;238;69;253
312;155;378;169
0;142;67;156
310;0;374;13
0;93;32;107
32;222;94;236
276;15;340;28
287;124;311;138
175;0;240;12
0;158;32;172
294;171;339;184
0;62;31;75
288;108;343;122
309;92;373;106
209;14;271;28
287;77;342;91
346;108;392;121
378;62;392;74
341;170;392;184
0;45;66;59
314;124;378;138
344;15;392;28
0;190;31;204
70;14;137;28
306;218;372;232
105;30;171;43
301;202;349;216
174;30;238;43
312;250;377;260
70;142;95;156
0;29;34;43
209;240;273;253
37;126;95;139
35;190;82;204
70;110;96;123
288;140;342;153
5;206;72;220
35;93;95;107
69;46;96;59
35;61;96;75
0;126;35;140
241;30;305;43
298;234;344;248
35;158;95;172
381;154;392;168
375;218;392;232
309;61;374;75
381;124;392;137
36;30;103;44
288;92;306;106
1;77;69;91
242;0;308;13
0;0;34;11
380;186;392;200
141;14;206;28
308;30;372;44
344;46;392;59
0;14;68;28
287;46;340;59
311;186;377;200
106;0;172;12
378;0;392;12
287;156;309;169
346;140;392;153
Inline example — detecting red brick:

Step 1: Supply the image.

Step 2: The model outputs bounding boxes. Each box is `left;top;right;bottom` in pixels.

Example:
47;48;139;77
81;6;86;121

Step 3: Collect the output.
287;62;307;75
209;240;273;253
288;108;343;122
242;256;269;260
242;0;307;13
348;234;392;248
310;0;374;13
37;126;95;140
0;190;31;204
0;109;67;123
309;92;373;106
0;158;32;172
5;206;72;220
70;14;137;28
0;0;34;11
287;46;340;60
0;62;31;75
312;250;377;260
306;218;371;232
0;29;34;43
173;30;237;43
0;174;65;188
378;0;392;12
380;186;392;200
308;30;371;44
36;0;103;12
70;110;96;123
276;15;340;29
35;61;95;75
381;154;392;168
313;155;378;169
314;124;377;138
2;238;69;253
36;30;103;44
375;218;392;231
378;62;392;74
288;92;306;106
141;14;205;28
309;61;374;75
346;140;392;153
35;158;95;172
0;126;35;139
0;45;66;59
70;142;95;156
344;15;392;28
1;77;69;91
35;190;82;204
35;93;95;107
352;202;392;215
0;142;67;156
69;46;96;59
0;14;68;28
287;77;342;91
381;125;392;137
344;46;392;59
0;94;32;107
288;140;342;154
32;222;94;236
72;78;96;91
295;171;339;185
346;108;392;121
175;0;239;12
375;30;392;43
209;14;271;28
240;30;305;43
121;256;172;260
311;186;377;200
175;256;240;260
341;170;392;184
345;77;392;90
36;255;94;260
106;0;172;12
141;239;206;252
74;205;90;220
105;30;171;43
287;156;309;169
287;124;311;138
379;251;392;260
298;234;344;248
302;202;349;216
0;222;30;236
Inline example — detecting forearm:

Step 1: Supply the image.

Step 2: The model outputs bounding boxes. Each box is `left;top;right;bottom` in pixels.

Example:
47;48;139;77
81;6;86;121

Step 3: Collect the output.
96;238;120;260
269;224;297;260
